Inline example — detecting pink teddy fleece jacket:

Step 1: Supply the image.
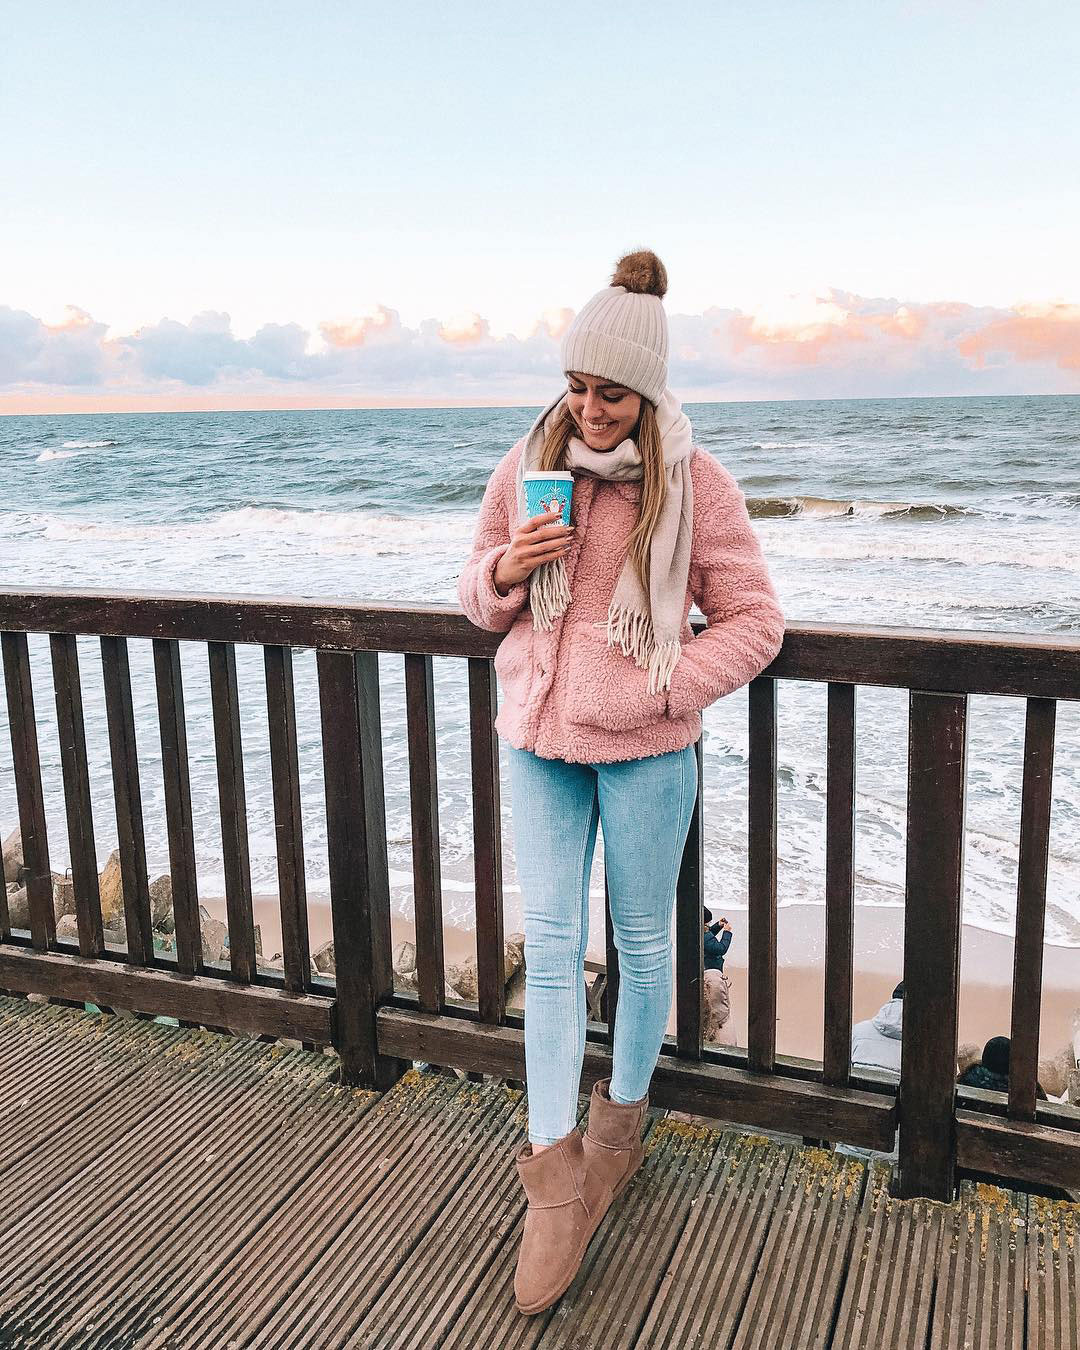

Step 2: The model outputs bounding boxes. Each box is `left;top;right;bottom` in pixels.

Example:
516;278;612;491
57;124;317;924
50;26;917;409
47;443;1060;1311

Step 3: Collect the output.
456;438;786;764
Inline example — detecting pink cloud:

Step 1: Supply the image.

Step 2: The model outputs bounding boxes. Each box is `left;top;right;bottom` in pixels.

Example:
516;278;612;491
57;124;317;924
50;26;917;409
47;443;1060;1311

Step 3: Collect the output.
956;303;1080;372
319;305;400;348
3;289;1079;411
437;312;490;344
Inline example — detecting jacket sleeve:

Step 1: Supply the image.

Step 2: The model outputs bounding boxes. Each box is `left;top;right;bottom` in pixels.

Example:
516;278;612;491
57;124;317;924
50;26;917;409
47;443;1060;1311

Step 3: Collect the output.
667;449;786;720
456;441;530;633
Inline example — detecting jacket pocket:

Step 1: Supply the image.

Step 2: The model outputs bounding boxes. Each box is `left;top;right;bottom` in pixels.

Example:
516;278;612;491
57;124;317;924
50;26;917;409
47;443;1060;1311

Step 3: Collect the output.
563;622;670;732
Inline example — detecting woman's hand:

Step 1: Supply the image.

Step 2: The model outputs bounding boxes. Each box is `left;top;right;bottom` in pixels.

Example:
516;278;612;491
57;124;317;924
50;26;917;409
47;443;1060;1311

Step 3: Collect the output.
494;507;574;594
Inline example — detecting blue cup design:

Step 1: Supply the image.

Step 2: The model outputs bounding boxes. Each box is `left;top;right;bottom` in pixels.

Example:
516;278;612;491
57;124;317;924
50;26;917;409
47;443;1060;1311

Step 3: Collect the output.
523;472;573;527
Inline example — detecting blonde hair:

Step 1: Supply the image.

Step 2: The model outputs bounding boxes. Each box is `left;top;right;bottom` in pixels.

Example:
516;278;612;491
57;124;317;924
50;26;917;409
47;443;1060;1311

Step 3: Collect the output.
537;398;665;595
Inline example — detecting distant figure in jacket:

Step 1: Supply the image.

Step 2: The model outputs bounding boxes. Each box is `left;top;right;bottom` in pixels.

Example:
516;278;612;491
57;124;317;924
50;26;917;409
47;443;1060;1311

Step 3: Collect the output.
957;1036;1048;1100
702;907;734;1044
850;983;905;1077
835;983;905;1164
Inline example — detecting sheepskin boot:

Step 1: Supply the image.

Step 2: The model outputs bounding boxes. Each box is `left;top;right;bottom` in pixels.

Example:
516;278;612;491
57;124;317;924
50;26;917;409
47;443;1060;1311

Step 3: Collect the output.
514;1129;613;1315
582;1077;648;1199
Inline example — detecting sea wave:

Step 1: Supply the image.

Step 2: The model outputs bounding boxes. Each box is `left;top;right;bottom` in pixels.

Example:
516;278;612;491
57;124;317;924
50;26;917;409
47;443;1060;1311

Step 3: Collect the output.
747;494;976;521
757;528;1080;573
62;439;116;449
35;505;476;553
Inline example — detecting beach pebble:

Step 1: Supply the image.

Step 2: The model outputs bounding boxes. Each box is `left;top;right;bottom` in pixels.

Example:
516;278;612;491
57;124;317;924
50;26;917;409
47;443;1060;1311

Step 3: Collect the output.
55;914;79;941
148;875;174;928
2;827;22;886
6;886;28;929
200;916;228;963
98;849;125;929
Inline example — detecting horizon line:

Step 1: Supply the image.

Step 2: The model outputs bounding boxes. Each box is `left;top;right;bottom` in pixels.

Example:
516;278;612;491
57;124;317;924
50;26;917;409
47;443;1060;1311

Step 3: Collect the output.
2;389;1078;417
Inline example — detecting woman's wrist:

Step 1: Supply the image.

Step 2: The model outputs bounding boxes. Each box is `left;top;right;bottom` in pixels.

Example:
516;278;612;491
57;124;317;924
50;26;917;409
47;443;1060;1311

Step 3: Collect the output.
493;555;518;596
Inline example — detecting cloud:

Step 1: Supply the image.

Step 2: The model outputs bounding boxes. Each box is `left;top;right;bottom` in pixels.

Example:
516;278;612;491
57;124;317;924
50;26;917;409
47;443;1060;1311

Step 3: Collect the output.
0;304;111;386
1;289;1078;410
319;305;402;348
955;302;1080;372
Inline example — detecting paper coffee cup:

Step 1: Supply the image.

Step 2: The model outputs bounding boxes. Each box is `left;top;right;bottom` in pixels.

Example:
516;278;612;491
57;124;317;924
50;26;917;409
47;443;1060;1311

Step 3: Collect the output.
523;471;573;527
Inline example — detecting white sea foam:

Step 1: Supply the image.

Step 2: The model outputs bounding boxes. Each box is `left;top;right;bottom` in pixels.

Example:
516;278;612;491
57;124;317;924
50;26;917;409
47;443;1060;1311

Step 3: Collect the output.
36;506;476;554
755;524;1080;574
62;439;116;449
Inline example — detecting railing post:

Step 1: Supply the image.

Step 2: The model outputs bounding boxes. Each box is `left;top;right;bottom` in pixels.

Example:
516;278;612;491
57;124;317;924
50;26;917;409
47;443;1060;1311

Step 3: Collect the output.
823;681;856;1088
1;631;54;948
675;735;705;1059
747;676;778;1073
897;690;968;1200
317;649;404;1087
468;657;504;1026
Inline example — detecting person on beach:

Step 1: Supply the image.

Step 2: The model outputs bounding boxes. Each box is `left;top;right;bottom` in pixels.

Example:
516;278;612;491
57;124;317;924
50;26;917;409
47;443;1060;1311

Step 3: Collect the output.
834;982;905;1164
456;249;785;1315
702;907;734;1044
957;1035;1048;1100
850;982;905;1076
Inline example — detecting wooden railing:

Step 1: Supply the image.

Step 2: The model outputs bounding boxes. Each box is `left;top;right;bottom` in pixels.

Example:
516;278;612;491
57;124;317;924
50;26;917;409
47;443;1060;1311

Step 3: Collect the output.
0;587;1077;1201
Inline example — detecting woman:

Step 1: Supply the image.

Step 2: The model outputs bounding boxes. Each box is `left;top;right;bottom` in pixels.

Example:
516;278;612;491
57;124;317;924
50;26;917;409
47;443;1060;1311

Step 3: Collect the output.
456;249;785;1314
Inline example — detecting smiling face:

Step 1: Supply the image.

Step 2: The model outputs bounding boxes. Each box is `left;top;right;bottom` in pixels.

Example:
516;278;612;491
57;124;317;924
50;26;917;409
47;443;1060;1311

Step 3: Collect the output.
565;371;643;451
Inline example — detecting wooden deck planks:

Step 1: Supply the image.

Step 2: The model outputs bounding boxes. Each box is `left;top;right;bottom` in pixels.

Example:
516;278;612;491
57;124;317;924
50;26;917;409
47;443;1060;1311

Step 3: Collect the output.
0;995;1078;1349
636;1133;794;1349
832;1161;947;1350
1026;1192;1079;1350
929;1181;1028;1350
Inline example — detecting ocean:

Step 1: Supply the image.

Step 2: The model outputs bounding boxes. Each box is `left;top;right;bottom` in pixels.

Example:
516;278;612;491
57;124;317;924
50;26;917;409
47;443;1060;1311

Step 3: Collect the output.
1;394;1078;947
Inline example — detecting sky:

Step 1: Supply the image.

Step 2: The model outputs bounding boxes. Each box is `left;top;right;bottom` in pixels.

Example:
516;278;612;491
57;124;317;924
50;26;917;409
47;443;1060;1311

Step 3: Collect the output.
2;0;1078;411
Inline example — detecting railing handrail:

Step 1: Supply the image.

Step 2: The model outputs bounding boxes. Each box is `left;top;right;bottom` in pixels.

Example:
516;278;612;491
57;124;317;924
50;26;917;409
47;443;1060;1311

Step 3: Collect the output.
1;586;1079;698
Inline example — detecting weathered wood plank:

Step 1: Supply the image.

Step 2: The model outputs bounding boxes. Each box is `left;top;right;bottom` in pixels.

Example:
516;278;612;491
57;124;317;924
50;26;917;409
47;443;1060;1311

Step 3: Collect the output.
405;652;444;1013
100;635;155;963
1009;696;1056;1121
1;631;54;947
823;680;856;1087
264;644;310;994
208;641;256;981
49;633;105;958
747;675;778;1072
930;1181;1027;1350
956;1110;1080;1192
376;1006;897;1150
317;649;402;1087
0;949;332;1040
468;657;504;1026
4;590;1080;697
731;1146;868;1349
675;735;704;1059
1026;1192;1079;1350
152;638;202;975
832;1162;945;1350
897;691;968;1201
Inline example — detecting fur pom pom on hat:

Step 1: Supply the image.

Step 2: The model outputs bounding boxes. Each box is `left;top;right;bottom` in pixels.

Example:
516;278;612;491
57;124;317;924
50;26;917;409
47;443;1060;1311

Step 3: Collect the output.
559;249;670;406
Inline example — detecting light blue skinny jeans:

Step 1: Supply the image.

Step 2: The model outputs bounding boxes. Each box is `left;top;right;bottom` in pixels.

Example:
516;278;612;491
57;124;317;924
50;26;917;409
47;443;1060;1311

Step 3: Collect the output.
506;742;698;1146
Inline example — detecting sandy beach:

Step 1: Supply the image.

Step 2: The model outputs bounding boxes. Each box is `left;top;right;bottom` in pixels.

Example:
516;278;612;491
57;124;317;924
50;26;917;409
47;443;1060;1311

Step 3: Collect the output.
216;895;1078;1074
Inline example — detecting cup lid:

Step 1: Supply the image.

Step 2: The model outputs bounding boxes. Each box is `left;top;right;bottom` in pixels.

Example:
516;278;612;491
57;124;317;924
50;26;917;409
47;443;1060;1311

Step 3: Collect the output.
523;470;573;481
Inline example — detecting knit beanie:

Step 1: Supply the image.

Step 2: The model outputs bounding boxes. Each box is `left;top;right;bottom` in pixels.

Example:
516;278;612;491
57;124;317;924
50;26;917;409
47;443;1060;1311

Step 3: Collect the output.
559;250;670;406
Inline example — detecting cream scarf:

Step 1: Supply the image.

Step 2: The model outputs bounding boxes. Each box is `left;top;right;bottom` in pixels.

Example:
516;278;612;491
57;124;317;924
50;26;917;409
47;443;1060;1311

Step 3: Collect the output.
514;388;694;695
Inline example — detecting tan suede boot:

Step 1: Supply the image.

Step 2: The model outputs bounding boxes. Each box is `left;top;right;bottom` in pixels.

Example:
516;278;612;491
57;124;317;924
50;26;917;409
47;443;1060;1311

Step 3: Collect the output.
514;1129;613;1315
582;1077;648;1199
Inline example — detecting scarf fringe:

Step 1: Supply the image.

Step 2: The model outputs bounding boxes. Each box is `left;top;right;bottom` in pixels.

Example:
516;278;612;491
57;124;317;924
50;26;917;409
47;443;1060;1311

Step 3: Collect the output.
529;557;572;632
598;604;682;695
